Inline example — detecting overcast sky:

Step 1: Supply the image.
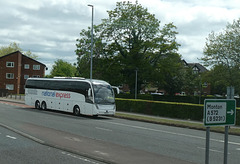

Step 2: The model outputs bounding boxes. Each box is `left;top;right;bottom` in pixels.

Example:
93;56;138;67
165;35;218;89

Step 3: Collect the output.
1;0;240;74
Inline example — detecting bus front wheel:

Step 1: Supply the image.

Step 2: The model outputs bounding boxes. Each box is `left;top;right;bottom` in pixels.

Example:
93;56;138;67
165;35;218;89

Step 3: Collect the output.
73;105;80;116
35;100;40;109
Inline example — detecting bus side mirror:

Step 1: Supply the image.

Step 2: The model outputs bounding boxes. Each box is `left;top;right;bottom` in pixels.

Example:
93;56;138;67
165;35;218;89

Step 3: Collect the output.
112;86;120;94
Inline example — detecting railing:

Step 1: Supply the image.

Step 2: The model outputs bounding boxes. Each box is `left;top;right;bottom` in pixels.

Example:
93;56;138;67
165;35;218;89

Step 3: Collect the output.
0;93;25;101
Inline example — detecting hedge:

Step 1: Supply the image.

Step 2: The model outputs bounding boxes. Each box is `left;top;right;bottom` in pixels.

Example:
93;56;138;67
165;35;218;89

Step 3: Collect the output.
116;98;240;125
116;94;240;107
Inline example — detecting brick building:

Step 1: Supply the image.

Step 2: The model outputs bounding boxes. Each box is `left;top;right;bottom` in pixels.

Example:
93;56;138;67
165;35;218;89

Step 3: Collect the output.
0;51;46;94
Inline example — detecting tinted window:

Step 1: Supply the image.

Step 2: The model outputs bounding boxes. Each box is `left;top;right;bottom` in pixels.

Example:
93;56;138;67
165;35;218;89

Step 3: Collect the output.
26;79;91;96
26;80;49;89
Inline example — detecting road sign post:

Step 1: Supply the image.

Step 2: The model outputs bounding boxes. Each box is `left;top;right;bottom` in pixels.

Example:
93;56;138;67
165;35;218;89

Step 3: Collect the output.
224;86;234;164
204;99;236;164
205;127;210;164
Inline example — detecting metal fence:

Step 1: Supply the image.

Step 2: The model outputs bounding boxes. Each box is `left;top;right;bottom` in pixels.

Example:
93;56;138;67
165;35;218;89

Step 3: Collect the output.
0;92;25;101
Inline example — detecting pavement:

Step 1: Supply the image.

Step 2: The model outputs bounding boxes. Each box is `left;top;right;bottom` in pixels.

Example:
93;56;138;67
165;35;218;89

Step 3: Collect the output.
0;97;25;104
0;97;198;164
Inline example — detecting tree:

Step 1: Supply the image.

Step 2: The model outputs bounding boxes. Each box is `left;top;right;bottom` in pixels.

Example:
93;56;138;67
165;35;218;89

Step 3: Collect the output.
76;25;123;84
48;59;77;77
182;67;201;95
201;64;240;95
0;42;38;59
0;42;20;56
202;19;240;87
76;1;182;94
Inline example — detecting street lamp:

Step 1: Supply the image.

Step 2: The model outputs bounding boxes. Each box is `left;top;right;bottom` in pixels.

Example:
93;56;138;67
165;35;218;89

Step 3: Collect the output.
135;69;138;99
88;4;94;80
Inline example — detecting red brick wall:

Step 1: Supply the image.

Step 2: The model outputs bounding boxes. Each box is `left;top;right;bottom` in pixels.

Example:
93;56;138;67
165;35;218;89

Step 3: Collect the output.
20;55;45;93
0;52;21;94
0;51;46;94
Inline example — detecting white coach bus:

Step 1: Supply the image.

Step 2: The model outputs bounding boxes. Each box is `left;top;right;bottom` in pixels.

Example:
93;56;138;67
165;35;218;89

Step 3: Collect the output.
25;77;118;116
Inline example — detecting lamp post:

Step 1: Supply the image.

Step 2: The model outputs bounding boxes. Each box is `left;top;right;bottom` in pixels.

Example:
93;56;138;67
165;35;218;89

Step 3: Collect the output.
135;69;138;99
88;4;94;80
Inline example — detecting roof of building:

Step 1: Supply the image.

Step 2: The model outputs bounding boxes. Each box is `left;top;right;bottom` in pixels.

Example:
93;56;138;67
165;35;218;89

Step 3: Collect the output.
188;63;208;73
0;51;46;67
182;60;208;73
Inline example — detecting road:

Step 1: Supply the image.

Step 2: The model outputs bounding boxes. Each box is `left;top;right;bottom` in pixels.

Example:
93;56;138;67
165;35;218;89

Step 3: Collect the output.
0;100;240;164
0;126;104;164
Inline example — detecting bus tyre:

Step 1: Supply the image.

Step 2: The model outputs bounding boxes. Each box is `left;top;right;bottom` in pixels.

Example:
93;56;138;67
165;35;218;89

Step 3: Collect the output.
73;106;80;116
35;100;41;109
41;101;47;110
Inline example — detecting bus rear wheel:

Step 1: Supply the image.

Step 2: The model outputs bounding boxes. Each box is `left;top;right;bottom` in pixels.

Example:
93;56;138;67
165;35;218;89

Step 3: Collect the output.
73;105;80;116
41;101;47;110
35;100;40;109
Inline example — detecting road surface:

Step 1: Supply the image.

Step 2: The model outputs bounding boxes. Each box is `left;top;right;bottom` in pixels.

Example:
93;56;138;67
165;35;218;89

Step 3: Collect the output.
0;126;105;164
0;100;240;164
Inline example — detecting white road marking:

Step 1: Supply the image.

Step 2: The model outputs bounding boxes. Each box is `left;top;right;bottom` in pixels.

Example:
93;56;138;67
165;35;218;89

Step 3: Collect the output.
95;127;112;132
100;121;240;146
61;151;99;164
6;135;17;140
64;136;82;142
236;148;240;151
94;150;110;156
0;122;45;144
197;147;230;154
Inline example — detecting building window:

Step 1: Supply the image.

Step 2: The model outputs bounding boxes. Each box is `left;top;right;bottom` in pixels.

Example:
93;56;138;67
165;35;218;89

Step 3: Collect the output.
24;75;29;79
33;65;40;70
24;64;30;69
32;75;40;78
6;84;14;90
6;73;14;79
192;67;199;74
6;62;14;67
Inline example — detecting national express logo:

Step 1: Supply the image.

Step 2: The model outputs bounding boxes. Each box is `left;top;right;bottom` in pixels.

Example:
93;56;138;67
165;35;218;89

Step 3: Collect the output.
42;91;71;99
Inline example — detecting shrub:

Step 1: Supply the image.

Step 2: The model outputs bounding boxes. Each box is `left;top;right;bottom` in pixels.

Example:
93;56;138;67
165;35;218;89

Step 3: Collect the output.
116;98;240;125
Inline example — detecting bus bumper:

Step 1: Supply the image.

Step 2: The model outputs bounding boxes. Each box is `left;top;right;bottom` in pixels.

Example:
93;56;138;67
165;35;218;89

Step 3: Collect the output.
96;104;116;115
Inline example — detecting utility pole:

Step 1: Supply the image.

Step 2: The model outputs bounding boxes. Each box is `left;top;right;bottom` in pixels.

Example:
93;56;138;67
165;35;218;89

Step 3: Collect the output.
88;4;94;80
135;69;138;99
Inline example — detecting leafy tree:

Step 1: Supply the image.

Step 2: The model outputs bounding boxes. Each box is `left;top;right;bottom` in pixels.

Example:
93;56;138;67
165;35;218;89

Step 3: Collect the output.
48;59;77;77
0;42;38;59
202;19;240;87
202;64;240;95
0;42;20;56
24;50;38;59
76;1;182;94
182;67;201;95
76;25;122;84
152;52;184;95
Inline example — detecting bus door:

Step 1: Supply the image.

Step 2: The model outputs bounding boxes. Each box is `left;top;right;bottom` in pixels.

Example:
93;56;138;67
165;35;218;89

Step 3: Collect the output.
84;102;93;115
83;88;93;115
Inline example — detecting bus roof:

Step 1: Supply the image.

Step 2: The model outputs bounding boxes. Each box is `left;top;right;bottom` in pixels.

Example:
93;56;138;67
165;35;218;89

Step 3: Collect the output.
26;77;111;86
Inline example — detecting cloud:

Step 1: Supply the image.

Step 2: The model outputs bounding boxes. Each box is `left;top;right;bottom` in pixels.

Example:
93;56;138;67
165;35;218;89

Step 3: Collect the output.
143;0;240;63
1;0;240;75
